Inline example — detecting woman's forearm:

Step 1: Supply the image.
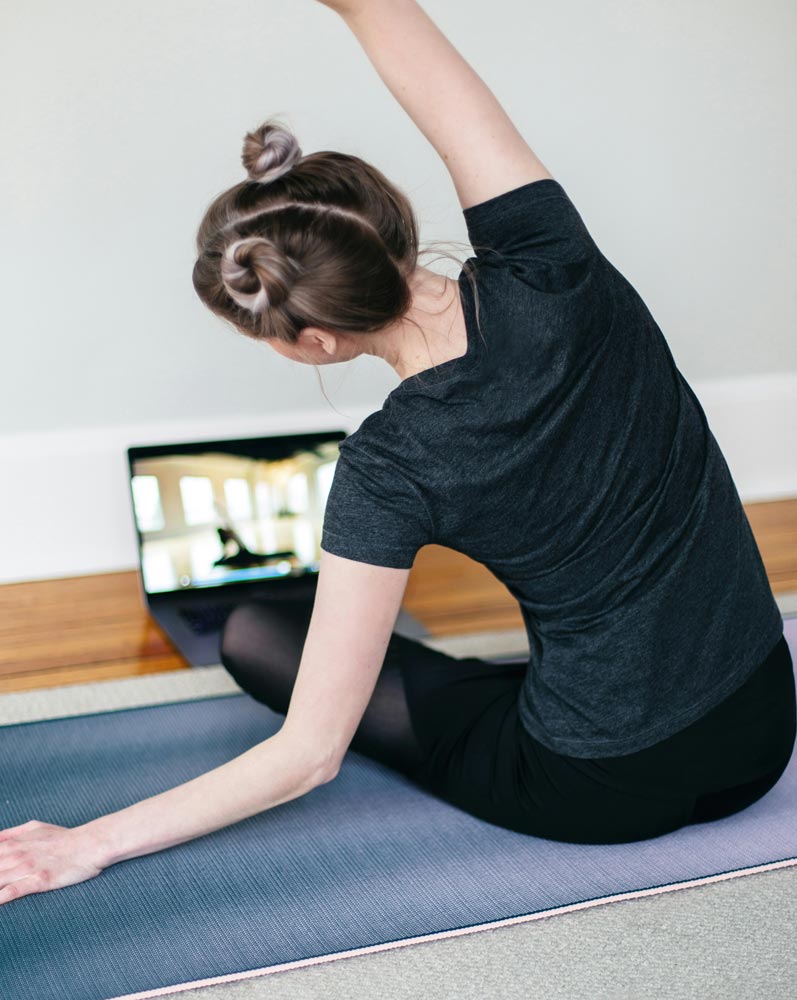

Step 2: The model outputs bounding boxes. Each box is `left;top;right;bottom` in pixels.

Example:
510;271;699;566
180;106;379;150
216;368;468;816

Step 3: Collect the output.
75;730;330;867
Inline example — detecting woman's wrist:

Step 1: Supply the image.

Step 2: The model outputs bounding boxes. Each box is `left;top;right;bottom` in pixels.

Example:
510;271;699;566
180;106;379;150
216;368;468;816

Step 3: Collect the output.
70;821;118;871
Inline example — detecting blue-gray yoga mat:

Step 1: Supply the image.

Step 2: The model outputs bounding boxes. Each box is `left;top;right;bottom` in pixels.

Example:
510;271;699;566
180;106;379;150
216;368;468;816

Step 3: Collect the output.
2;615;797;1000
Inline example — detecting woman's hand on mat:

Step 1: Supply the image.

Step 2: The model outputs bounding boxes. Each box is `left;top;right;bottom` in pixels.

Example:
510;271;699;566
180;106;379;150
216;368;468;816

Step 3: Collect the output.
0;819;107;905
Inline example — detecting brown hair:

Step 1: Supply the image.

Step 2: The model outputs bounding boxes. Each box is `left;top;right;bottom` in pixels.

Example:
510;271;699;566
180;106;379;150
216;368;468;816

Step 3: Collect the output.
191;116;482;363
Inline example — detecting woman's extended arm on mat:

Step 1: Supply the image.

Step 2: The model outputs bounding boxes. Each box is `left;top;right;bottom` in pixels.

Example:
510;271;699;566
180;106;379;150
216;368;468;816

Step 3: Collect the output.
315;0;553;209
0;551;410;904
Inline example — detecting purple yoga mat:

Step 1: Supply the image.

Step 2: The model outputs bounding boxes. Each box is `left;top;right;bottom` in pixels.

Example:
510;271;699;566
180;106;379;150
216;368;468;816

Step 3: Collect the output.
1;616;795;1000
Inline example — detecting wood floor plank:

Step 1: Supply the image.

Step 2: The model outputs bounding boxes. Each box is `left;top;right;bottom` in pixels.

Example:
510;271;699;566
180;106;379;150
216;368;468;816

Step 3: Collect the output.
0;655;186;694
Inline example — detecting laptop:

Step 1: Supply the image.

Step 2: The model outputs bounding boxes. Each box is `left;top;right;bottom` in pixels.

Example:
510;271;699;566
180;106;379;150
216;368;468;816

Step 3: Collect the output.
126;429;430;667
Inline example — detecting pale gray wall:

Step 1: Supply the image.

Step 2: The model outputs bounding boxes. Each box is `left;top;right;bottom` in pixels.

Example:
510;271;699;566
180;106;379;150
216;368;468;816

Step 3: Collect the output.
2;0;794;435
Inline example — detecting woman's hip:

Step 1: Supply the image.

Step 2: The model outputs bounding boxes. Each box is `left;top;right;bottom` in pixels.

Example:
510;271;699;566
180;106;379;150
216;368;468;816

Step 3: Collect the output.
590;632;796;798
399;630;796;843
532;631;797;840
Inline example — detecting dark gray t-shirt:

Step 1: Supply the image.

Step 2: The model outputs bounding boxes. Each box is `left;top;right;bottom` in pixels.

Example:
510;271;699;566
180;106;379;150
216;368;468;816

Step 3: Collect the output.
320;178;783;758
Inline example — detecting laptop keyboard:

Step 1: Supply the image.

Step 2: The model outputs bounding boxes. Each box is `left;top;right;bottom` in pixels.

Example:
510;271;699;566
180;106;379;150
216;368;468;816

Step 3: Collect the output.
178;602;239;636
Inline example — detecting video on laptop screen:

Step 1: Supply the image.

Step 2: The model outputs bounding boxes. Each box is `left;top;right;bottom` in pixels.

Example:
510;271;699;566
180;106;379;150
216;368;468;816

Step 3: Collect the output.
127;431;346;595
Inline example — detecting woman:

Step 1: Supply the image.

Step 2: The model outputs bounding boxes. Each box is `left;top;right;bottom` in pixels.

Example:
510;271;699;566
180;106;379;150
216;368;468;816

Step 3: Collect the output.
1;0;794;903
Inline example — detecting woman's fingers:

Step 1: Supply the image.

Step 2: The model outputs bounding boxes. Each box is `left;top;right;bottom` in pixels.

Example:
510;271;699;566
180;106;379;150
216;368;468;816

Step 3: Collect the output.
0;880;26;904
0;869;48;904
0;856;102;904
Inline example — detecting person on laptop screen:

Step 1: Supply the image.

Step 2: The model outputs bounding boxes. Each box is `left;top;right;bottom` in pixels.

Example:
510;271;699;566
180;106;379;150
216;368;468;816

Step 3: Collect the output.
2;0;792;901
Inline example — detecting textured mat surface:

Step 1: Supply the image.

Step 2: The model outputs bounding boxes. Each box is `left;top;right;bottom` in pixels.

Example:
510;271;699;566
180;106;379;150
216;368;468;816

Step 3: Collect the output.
1;617;796;1000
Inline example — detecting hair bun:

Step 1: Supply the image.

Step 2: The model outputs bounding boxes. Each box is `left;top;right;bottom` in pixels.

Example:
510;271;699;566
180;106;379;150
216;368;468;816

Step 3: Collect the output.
220;236;299;315
241;120;302;184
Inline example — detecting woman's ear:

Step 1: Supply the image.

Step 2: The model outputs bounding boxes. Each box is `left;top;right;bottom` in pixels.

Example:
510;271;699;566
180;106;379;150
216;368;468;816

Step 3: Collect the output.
298;326;364;364
297;326;337;358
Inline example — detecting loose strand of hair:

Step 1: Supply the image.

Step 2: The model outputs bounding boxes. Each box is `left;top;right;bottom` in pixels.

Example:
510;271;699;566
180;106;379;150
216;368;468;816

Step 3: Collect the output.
417;239;486;352
312;365;355;420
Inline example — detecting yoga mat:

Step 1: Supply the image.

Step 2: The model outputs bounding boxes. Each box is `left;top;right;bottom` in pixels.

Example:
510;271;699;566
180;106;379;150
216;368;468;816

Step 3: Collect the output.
2;615;796;1000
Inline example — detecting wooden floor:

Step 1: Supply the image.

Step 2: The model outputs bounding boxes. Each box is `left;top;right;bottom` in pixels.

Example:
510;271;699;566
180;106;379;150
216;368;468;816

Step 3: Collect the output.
1;498;795;694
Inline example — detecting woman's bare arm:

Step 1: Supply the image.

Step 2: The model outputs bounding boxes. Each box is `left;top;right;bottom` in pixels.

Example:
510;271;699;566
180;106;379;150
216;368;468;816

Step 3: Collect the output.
86;551;412;867
317;0;553;209
0;550;411;902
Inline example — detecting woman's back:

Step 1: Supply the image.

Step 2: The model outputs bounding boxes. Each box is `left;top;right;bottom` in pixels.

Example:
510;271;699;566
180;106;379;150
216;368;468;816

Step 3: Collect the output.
320;178;784;758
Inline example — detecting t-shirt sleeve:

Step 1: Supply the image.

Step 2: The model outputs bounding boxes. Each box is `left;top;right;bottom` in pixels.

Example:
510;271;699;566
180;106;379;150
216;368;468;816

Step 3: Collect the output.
320;443;433;569
463;178;601;293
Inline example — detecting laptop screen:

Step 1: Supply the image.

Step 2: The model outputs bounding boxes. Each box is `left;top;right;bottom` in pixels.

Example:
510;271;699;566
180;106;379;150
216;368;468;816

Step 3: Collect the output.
127;430;346;596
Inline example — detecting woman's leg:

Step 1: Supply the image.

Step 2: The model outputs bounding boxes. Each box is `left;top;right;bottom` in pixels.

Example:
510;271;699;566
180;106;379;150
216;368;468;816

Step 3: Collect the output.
219;601;797;843
219;598;433;775
220;595;553;838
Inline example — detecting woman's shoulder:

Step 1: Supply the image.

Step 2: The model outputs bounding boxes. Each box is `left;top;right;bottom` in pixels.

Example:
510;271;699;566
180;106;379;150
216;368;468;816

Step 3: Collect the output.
458;177;613;303
337;406;410;474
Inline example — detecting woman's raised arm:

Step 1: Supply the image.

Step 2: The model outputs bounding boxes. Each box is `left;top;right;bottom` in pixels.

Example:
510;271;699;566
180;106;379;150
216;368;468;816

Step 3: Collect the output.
315;0;553;210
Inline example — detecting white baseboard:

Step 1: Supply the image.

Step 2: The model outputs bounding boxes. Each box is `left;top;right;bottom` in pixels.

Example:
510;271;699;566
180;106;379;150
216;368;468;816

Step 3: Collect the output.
1;373;795;585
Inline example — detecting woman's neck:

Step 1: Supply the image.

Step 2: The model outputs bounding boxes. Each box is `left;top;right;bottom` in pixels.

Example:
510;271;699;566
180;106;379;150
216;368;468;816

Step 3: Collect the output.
361;267;467;381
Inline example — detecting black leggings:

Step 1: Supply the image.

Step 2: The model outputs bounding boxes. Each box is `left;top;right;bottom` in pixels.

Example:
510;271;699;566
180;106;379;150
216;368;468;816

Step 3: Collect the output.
219;599;796;845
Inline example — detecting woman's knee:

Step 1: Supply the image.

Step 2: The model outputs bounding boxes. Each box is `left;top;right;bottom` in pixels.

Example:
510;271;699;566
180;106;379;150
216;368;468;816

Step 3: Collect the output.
220;602;273;668
219;599;311;710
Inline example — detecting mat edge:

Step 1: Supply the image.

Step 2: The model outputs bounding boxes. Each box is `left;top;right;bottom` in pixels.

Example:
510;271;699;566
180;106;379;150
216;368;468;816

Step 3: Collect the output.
106;855;797;1000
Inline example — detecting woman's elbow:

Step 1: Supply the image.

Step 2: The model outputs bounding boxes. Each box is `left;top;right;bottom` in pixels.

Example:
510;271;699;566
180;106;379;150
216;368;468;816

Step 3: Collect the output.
277;727;342;790
314;739;344;785
317;759;341;785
